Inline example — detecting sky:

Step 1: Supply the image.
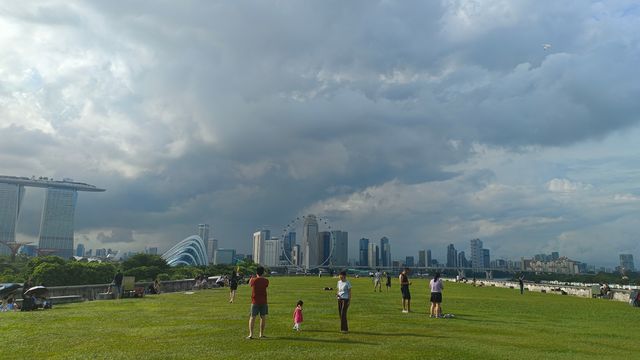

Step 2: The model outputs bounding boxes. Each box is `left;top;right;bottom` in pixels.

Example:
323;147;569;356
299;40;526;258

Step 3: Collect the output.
1;1;639;267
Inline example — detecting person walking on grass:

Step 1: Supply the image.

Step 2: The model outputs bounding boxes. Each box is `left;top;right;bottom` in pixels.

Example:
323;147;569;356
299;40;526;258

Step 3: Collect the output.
429;272;444;318
292;300;304;331
518;274;525;295
399;268;411;313
374;269;382;292
229;270;239;303
385;272;392;292
113;270;123;299
337;271;352;333
247;266;269;339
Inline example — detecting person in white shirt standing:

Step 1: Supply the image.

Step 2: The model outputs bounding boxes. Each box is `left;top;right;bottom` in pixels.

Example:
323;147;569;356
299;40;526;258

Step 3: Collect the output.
429;272;444;318
336;271;352;333
373;269;382;292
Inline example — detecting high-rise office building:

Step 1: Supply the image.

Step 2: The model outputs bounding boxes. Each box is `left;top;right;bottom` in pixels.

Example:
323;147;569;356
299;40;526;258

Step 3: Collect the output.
380;237;391;267
447;244;457;267
75;243;85;257
359;238;369;266
482;249;491;269
620;254;635;272
0;176;104;257
368;243;379;268
253;230;270;265
470;239;483;269
458;251;468;268
263;238;283;267
319;231;332;266
427;249;432;267
302;215;319;269
284;231;296;261
211;239;218;261
292;244;301;266
405;256;414;267
418;250;426;267
198;224;213;262
331;230;348;266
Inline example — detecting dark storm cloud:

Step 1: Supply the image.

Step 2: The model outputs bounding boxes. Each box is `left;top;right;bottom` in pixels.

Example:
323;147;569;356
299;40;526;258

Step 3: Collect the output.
2;1;640;265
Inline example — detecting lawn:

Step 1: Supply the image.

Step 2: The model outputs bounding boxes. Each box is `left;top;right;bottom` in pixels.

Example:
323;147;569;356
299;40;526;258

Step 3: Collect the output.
1;276;639;359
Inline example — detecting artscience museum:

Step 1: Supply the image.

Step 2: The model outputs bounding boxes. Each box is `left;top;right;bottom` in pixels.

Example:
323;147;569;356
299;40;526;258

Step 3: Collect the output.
162;235;209;266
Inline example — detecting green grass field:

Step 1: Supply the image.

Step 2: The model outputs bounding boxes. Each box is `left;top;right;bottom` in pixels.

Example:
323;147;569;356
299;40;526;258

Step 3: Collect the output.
2;276;639;359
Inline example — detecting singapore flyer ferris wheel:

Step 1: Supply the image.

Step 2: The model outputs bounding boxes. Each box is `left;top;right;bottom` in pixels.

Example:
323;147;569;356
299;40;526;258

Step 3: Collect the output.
280;214;335;271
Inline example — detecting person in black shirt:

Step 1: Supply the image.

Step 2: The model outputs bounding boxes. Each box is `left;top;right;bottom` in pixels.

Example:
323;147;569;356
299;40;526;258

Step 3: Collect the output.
399;268;411;313
114;271;124;299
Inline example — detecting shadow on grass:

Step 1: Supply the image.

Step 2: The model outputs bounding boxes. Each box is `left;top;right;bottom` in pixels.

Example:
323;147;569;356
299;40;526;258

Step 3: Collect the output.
451;313;511;324
303;329;446;339
273;336;377;345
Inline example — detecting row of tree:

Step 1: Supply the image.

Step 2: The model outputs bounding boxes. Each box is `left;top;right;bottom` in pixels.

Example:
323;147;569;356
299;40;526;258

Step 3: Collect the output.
0;254;263;287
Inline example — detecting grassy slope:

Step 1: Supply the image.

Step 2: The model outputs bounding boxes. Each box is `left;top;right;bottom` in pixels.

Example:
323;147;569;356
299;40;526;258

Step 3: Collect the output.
1;277;639;359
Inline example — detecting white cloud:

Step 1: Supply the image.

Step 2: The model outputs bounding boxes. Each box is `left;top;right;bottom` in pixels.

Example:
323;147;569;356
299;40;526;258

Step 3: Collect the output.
613;193;640;202
547;178;593;193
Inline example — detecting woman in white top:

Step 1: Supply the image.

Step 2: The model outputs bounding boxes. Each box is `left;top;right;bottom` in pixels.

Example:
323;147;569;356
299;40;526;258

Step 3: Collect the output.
336;271;352;333
429;272;444;318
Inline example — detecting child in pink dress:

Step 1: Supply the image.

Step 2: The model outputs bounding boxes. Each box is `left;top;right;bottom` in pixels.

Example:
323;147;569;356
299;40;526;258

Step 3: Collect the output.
293;300;304;331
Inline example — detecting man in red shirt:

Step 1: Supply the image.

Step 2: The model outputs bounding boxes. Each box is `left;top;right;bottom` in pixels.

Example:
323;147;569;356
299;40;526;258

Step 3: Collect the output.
247;266;269;339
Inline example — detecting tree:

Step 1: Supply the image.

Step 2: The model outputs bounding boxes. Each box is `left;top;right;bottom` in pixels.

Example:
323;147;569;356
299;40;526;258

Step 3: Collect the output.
122;254;170;272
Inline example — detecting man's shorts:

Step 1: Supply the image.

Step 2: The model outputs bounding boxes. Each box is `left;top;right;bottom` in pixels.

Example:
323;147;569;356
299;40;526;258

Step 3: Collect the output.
401;285;411;300
250;304;268;317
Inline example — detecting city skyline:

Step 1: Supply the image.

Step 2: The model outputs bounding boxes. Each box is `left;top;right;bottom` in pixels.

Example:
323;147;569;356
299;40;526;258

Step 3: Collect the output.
2;2;640;268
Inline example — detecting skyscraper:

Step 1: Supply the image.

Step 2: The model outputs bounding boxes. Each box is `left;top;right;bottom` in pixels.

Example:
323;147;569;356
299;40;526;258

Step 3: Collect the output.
470;238;483;269
318;231;332;265
331;230;348;266
292;244;301;266
284;231;296;262
75;243;85;257
263;237;283;267
198;224;212;262
368;243;379;268
620;254;635;272
302;215;319;269
380;237;391;267
482;248;490;269
427;249;432;267
0;183;25;255
446;244;458;268
359;238;369;266
252;229;270;265
457;251;468;268
418;250;426;267
38;188;78;259
0;176;104;257
405;256;414;267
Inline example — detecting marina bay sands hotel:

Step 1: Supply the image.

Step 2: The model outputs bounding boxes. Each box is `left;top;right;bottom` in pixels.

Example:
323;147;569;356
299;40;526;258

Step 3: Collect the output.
0;175;105;259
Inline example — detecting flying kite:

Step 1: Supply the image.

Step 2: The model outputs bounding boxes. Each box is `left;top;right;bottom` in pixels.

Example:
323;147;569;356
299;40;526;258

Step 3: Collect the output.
542;44;552;50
